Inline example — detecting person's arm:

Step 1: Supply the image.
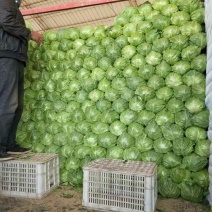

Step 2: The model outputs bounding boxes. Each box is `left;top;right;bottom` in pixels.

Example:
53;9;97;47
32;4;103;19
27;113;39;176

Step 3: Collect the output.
0;0;42;45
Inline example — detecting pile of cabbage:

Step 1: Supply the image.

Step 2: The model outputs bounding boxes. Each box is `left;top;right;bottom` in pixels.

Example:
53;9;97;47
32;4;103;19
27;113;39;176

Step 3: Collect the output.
18;0;210;203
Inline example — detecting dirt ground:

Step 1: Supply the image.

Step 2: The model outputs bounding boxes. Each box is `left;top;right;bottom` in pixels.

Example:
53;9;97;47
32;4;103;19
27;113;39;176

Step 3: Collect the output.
0;185;211;212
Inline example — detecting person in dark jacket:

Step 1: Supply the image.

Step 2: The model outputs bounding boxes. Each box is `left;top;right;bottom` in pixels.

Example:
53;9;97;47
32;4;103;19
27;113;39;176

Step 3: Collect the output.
0;0;43;160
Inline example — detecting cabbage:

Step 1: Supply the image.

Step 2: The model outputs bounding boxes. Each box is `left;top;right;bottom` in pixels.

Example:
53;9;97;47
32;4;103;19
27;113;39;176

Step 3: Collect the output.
178;0;202;13
138;3;153;16
163;49;180;65
129;96;144;112
74;145;90;159
145;51;162;66
123;147;140;161
145;121;163;140
96;55;111;71
173;85;191;101
98;132;117;148
110;121;127;136
101;110;119;124
98;78;111;92
65;157;81;170
108;25;122;38
141;150;163;164
123;23;137;36
128;33;144;46
190;33;207;50
91;68;105;81
115;35;129;48
104;88;120;101
123;65;138;78
171;11;190;26
195;140;210;157
120;109;137;125
167;98;184;113
162;152;182;168
152;15;171;30
107;146;124;159
172;61;191;75
156;87;173;101
161;124;184;141
158;178;181;198
153;137;172;153
112;77;126;90
185;97;205;114
83;132;98;147
69;169;83;186
138;64;155;80
137;110;155;126
128;122;144;138
163;25;180;38
117;132;134;149
191;110;209;128
158;165;170;179
85;106;101;122
183;153;208;172
155;109;174;125
192;169;209;189
96;99;111;112
147;75;165;90
92;121;109;135
169;34;188;51
146;98;165;113
135;133;153;152
112;98;128;113
120;87;135;101
152;0;169;11
90;145;106;159
180;182;203;203
145;29;161;44
121;45;136;59
175;110;192;128
131;54;145;68
173;138;194;156
181;46;201;61
180;21;202;36
156;61;172;78
135;86;155;101
191;54;207;73
152;37;170;52
170;167;191;184
137;21;152;34
161;4;178;17
165;73;182;88
137;42;152;56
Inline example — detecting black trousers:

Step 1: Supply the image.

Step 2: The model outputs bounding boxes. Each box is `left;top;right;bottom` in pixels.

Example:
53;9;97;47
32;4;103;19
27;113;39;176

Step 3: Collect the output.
0;58;24;150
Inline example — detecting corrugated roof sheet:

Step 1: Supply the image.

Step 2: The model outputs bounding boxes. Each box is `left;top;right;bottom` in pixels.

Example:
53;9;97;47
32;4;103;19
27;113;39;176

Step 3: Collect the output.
20;0;153;32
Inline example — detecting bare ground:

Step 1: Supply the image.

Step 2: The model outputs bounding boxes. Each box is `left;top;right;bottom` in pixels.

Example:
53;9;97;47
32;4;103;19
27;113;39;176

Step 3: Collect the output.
0;185;211;212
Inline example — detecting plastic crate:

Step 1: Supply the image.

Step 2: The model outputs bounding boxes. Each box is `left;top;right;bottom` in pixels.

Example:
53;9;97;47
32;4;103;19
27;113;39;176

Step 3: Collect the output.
0;153;59;199
83;159;157;212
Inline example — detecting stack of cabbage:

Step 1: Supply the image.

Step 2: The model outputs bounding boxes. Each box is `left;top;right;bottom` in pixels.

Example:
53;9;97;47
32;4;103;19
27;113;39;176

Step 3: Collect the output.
18;0;210;202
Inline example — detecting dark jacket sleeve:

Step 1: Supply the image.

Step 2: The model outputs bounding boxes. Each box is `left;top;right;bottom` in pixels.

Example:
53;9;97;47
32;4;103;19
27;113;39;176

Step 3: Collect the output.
0;0;31;41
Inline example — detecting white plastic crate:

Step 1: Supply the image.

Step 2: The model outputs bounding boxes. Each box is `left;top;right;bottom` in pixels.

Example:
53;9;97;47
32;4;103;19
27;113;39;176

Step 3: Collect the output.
83;159;157;212
0;153;59;199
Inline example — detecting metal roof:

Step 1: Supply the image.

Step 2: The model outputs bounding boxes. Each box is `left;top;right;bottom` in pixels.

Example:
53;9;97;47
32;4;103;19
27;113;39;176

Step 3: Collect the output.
20;0;153;32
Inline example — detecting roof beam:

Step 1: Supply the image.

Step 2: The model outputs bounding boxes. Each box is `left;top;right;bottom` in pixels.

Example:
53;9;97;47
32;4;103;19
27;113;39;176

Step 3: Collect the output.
21;0;126;16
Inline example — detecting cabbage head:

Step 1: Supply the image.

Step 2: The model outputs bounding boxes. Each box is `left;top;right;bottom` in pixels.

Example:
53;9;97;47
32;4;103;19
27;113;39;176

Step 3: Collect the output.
135;133;153;153
158;178;181;198
179;182;203;203
153;137;172;153
162;152;182;168
183;153;208;172
173;138;194;156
